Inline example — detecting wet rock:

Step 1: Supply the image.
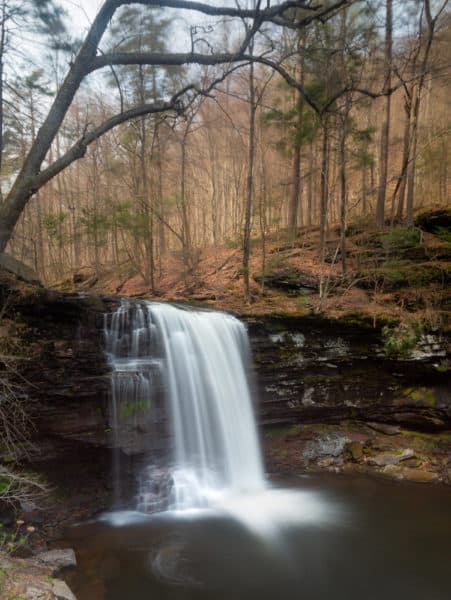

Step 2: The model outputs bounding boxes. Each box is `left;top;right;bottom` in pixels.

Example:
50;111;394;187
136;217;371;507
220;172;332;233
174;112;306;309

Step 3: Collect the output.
303;433;349;461
369;449;414;467
347;442;364;461
402;468;440;483
317;457;335;468
52;579;77;600
249;316;450;432
382;464;440;483
26;583;53;600
367;422;401;436
34;548;77;573
1;549;78;600
401;458;423;468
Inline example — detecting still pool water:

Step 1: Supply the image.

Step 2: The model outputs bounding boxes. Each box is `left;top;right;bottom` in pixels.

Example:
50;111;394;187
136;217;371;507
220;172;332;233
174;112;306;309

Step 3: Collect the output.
58;474;451;600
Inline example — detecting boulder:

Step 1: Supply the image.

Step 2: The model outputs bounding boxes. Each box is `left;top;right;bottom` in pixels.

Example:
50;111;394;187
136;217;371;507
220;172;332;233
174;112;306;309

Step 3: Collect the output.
34;549;77;573
52;579;77;600
347;442;364;461
367;422;401;436
415;209;451;234
26;583;53;600
370;449;414;467
382;464;440;483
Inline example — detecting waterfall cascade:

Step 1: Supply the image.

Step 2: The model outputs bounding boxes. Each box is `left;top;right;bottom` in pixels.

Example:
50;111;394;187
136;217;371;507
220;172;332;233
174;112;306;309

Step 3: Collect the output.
104;300;265;511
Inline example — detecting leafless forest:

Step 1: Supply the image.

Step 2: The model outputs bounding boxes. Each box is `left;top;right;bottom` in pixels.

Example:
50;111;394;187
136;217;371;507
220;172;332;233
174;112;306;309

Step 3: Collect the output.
1;1;450;295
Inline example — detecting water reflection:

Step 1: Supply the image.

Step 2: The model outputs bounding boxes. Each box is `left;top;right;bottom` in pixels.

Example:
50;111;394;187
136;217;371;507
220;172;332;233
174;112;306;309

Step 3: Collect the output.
61;475;451;600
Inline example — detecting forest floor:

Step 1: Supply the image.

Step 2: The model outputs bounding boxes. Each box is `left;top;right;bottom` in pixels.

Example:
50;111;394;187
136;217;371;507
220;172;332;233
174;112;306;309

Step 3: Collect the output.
66;211;451;332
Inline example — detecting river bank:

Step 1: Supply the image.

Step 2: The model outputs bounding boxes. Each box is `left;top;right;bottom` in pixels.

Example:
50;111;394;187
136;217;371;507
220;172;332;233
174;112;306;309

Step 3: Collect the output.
0;270;449;600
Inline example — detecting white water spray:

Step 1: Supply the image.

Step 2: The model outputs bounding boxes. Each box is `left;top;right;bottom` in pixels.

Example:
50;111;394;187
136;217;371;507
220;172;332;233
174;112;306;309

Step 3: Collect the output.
105;300;265;511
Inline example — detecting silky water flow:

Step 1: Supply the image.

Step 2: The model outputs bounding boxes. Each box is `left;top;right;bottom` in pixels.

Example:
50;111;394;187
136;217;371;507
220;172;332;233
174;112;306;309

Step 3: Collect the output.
58;301;450;600
104;299;266;513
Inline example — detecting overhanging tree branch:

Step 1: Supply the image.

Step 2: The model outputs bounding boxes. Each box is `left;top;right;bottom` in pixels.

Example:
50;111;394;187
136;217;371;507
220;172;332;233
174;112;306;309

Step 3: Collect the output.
36;62;249;190
34;101;180;190
0;0;357;252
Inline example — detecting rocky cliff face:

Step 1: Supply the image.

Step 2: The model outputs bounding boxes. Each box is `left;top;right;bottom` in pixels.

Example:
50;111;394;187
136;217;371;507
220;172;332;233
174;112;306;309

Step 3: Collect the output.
2;285;449;469
247;316;450;432
3;289;449;452
14;292;116;452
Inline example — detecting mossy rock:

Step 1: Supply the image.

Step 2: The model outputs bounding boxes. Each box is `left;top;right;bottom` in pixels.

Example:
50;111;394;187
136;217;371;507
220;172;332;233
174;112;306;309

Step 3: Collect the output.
345;442;364;461
337;312;376;329
357;262;449;292
381;464;439;482
415;209;451;235
254;267;318;294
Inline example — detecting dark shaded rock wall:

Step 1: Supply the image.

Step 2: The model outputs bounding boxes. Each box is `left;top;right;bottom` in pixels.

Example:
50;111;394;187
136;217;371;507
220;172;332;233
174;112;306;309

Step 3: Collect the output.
9;292;117;457
5;291;450;464
246;316;450;431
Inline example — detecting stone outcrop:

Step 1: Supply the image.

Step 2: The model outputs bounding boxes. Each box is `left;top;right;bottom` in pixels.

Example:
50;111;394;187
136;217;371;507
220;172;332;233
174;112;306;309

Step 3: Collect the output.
0;281;449;514
1;285;448;461
246;315;450;432
0;550;78;600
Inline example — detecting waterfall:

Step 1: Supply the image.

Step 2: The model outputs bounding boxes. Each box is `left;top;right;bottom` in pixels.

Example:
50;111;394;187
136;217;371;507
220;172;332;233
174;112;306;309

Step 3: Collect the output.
105;300;265;511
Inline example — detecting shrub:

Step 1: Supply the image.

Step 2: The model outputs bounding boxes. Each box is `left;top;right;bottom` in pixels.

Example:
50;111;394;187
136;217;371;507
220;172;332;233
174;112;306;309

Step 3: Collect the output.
380;228;421;254
434;226;451;243
0;466;47;507
382;321;423;358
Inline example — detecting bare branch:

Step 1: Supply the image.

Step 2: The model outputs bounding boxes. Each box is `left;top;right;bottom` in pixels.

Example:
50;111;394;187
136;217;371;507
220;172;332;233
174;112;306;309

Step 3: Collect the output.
35;100;180;190
35;63;249;190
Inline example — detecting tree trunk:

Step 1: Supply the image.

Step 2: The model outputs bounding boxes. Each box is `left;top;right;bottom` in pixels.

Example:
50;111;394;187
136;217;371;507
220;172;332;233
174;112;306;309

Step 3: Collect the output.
0;0;7;197
340;99;351;275
319;116;329;261
376;0;393;229
156;125;165;277
0;0;117;251
288;34;305;238
395;98;412;221
307;140;314;225
180;121;192;270
243;52;256;303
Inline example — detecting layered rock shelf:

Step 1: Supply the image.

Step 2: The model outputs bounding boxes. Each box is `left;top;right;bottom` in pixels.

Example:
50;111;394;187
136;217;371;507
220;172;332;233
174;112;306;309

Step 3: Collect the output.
0;280;449;503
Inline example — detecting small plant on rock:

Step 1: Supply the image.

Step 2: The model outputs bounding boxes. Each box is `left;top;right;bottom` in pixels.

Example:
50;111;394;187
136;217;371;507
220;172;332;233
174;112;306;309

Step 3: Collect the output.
382;321;423;358
0;521;30;555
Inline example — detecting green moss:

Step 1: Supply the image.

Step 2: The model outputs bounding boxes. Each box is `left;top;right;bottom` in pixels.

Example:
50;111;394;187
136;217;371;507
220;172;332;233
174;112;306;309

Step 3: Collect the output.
337;312;375;329
296;295;311;309
401;429;451;441
434;227;451;243
0;478;11;494
378;264;410;288
287;424;302;436
119;398;151;419
380;228;421;253
383;259;412;269
264;427;289;439
270;448;288;459
402;387;437;406
264;424;303;439
400;429;451;452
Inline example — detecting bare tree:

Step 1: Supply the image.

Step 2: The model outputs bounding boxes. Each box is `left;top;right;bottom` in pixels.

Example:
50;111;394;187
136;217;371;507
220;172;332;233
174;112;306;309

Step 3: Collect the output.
0;0;355;253
376;0;393;229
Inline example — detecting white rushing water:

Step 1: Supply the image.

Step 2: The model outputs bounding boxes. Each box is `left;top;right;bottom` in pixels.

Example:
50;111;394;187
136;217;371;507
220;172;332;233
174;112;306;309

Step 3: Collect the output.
104;300;265;511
